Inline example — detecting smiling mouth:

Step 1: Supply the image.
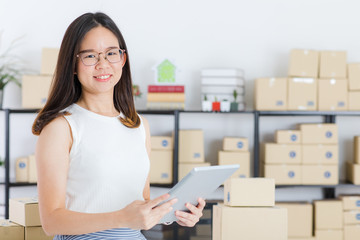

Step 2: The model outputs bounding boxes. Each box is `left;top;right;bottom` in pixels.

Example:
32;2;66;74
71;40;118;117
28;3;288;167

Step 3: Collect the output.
94;75;112;81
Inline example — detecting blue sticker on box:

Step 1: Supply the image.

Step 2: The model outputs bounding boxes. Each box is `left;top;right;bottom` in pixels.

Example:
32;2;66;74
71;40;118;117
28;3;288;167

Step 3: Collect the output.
227;192;230;202
237;141;243;149
324;171;331;178
194;153;201;158
357;213;360;221
338;101;345;107
288;171;295;178
239;174;246;178
161;173;169;179
326;131;332;138
307;101;314;106
19;162;26;168
290;134;297;142
356;200;360;207
162;140;168;147
276;101;284;106
289;151;296;158
325;152;333;159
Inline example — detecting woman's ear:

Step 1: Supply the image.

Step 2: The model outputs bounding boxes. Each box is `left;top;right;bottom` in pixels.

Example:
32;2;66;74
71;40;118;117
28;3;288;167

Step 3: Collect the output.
122;53;127;67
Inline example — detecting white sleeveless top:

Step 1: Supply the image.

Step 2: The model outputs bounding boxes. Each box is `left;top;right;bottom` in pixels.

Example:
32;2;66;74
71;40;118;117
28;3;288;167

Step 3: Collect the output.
62;104;150;213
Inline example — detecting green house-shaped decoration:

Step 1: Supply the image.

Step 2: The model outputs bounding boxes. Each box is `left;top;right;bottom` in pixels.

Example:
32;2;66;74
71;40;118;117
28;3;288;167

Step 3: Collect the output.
154;59;177;84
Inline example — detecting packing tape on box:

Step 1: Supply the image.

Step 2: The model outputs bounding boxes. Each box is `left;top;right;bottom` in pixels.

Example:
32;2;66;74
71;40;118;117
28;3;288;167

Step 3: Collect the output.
293;78;314;84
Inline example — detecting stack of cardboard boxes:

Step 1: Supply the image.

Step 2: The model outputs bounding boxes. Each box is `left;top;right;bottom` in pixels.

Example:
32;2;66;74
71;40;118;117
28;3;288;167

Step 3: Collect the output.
340;195;360;239
22;48;59;109
217;137;250;178
314;200;343;240
263;123;339;185
15;155;37;183
213;178;287;239
149;136;173;184
178;130;210;181
0;197;53;239
346;136;360;184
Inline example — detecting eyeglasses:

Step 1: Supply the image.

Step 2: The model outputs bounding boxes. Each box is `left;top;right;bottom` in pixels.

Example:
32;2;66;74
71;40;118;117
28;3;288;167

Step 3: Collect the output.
76;47;126;66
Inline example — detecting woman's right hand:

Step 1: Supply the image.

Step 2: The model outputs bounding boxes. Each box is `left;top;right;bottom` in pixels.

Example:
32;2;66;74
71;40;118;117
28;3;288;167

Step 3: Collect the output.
119;194;177;230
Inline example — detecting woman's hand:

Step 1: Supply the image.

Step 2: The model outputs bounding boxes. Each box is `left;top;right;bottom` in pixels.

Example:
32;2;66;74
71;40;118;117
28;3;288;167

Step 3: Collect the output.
175;198;206;227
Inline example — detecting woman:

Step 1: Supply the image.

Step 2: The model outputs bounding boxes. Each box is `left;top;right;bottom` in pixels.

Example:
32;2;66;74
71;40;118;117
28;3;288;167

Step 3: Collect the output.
32;12;205;239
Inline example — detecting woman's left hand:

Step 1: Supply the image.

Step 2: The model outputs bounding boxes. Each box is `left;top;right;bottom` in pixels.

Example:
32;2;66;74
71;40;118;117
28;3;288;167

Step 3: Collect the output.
174;198;206;227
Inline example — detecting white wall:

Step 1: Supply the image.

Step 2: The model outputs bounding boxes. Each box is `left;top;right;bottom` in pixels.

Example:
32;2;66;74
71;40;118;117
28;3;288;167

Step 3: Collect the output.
1;0;360;217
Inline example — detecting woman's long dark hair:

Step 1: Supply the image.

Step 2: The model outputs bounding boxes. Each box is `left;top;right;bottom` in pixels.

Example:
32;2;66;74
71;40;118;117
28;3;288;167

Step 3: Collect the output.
32;12;140;135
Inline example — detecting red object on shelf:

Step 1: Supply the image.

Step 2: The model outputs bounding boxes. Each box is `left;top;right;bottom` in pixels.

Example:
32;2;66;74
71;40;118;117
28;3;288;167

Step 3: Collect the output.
212;101;220;111
148;85;185;93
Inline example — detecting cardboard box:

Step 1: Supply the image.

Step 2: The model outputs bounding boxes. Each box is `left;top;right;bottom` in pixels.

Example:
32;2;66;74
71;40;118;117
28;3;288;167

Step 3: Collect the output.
222;137;248;151
344;225;360;240
288;78;317;110
354;136;360;164
179;162;210;181
0;219;24;240
149;150;173;184
22;75;52;109
275;202;313;237
16;157;28;182
348;92;360;111
300;124;338;144
315;229;343;240
264;143;302;164
224;178;275;207
212;204;287;240
255;78;287;110
195;224;211;236
314;200;343;229
318;79;348;111
179;130;204;163
288;238;316;240
28;155;37;183
150;136;173;150
264;164;302;185
41;48;59;75
275;130;301;144
302;144;338;165
9;197;41;227
25;226;53;240
340;195;360;210
302;165;338;185
319;51;347;78
348;63;360;90
288;49;319;78
344;211;360;225
346;162;360;185
218;151;250;178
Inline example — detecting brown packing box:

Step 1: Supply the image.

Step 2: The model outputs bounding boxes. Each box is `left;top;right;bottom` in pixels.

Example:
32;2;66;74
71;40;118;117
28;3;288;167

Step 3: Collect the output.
150;136;173;150
264;143;302;164
263;164;302;185
318;79;348;111
288;238;316;240
149;150;172;184
0;219;24;240
224;178;275;207
319;51;347;78
10;197;41;226
178;162;210;181
348;92;360;111
275;202;313;237
300;124;338;144
275;130;301;144
222;137;248;151
212;204;287;240
302;144;338;164
354;136;360;164
255;78;287;110
218;151;250;178
288;78;317;110
22;75;52;109
195;224;211;236
344;211;360;225
179;130;204;163
314;200;343;229
25;226;53;240
340;195;360;210
315;230;343;240
344;225;360;240
288;49;319;78
346;162;360;185
348;63;360;90
28;155;37;183
16;157;28;182
40;48;59;75
302;165;338;185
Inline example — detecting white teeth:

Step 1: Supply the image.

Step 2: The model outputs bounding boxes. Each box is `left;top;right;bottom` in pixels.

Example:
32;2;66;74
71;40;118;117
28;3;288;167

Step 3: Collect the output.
96;75;110;79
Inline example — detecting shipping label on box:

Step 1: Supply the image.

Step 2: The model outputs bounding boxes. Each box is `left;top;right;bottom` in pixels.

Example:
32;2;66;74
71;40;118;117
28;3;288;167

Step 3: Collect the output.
265;143;302;164
150;136;173;150
264;164;302;185
149;150;173;184
222;137;248;151
16;157;28;182
314;200;343;230
288;49;319;78
275;202;313;238
318;79;348;111
340;195;360;210
288;78;317;110
346;162;360;185
0;219;24;240
301;165;338;185
315;229;343;240
25;226;54;240
9;197;41;227
344;211;360;225
300;124;338;144
179;130;204;163
178;162;210;181
348;92;360;111
275;130;301;144
22;75;52;109
354;136;360;164
255;78;287;110
302;144;338;164
224;178;275;207
212;204;287;240
218;151;250;178
344;225;360;240
320;51;347;78
348;63;360;90
41;48;59;75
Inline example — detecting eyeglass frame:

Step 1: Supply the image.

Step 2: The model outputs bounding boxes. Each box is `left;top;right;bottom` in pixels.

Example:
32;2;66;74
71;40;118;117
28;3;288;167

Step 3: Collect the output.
76;47;126;66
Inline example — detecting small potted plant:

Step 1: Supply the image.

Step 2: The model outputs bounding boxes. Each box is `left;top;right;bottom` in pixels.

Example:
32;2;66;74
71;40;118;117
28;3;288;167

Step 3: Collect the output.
132;84;142;108
212;96;220;112
202;94;212;111
230;89;239;112
220;99;230;112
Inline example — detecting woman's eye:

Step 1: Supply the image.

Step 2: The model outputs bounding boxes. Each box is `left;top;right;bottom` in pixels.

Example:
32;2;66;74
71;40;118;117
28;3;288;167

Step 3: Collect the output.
107;51;118;56
84;54;96;59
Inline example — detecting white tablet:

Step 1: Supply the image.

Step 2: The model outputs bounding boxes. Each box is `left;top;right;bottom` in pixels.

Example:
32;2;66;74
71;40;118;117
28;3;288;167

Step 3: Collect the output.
158;164;240;224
